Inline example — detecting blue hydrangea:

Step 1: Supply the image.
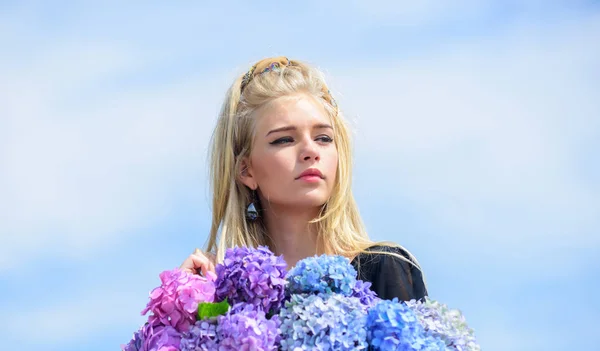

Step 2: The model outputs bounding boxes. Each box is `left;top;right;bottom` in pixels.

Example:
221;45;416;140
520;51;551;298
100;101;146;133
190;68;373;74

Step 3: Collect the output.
287;254;357;296
215;246;288;314
367;298;447;351
279;293;368;350
405;298;480;351
216;303;281;351
180;318;218;351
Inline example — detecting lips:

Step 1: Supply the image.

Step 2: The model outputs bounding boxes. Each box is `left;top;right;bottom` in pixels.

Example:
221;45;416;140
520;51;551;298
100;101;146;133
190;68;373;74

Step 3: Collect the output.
296;168;324;179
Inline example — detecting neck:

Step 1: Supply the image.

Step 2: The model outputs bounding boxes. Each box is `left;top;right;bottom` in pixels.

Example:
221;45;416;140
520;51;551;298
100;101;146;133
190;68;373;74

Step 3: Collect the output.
261;204;321;269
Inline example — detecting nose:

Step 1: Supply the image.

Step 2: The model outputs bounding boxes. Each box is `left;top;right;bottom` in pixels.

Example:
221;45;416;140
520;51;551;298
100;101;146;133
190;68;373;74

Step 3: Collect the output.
299;139;320;162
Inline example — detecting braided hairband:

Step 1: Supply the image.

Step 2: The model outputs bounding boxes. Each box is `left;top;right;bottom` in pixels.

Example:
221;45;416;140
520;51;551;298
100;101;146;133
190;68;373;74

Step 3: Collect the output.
240;56;337;108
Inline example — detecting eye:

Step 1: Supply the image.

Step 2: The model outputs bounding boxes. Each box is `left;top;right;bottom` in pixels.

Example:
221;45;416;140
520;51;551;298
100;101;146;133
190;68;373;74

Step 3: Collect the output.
316;135;334;143
270;137;294;145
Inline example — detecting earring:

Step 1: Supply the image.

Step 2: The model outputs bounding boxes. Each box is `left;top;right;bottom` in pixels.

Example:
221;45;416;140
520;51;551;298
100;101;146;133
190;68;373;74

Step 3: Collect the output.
246;189;259;221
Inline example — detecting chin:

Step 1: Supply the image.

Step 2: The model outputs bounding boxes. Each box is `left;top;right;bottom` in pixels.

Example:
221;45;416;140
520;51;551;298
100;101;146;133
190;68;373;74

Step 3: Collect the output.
271;192;330;209
294;192;331;208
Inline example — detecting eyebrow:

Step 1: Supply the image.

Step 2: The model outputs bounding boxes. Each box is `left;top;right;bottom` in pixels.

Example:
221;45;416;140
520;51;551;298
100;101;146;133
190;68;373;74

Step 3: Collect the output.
266;123;333;137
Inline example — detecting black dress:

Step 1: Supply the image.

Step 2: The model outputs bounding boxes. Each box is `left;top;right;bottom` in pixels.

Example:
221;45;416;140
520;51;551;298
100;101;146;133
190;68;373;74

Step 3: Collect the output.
350;245;428;301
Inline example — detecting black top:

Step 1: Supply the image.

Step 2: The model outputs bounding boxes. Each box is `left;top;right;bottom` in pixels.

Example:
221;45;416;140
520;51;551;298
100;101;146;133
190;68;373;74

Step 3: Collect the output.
351;245;428;301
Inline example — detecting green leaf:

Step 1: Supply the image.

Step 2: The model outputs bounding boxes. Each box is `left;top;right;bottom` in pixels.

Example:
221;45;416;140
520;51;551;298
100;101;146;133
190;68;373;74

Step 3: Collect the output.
197;299;230;320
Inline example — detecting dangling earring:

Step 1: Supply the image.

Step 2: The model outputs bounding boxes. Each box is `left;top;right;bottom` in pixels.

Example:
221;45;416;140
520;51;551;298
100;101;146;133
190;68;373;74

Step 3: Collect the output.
246;189;259;221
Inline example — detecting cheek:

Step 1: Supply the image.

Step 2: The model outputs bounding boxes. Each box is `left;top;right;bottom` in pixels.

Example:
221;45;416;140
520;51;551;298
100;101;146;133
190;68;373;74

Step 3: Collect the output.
252;152;293;185
326;147;339;178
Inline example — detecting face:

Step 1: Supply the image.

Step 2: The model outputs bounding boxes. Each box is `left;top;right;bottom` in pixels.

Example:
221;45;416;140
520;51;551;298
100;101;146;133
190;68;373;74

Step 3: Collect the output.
240;94;338;211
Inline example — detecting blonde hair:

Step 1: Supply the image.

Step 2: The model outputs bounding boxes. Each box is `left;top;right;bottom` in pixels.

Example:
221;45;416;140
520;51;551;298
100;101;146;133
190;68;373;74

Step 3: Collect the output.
204;57;422;273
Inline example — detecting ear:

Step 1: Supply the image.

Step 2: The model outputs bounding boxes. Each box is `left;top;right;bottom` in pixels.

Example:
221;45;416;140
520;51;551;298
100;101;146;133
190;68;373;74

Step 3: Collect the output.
238;156;257;190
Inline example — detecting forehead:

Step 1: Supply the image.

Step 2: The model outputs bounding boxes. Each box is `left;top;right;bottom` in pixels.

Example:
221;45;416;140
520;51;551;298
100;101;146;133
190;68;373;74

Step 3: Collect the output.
254;94;330;130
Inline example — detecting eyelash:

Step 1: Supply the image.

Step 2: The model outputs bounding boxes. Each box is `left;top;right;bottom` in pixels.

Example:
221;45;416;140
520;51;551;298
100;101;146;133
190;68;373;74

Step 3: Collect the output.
270;136;333;145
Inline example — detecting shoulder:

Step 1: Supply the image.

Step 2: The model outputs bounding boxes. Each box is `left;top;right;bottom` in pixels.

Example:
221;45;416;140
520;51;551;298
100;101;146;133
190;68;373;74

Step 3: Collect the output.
352;245;417;272
351;244;428;301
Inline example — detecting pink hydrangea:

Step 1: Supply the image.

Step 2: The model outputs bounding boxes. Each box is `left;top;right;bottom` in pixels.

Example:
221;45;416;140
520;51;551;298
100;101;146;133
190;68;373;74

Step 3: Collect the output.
141;268;216;333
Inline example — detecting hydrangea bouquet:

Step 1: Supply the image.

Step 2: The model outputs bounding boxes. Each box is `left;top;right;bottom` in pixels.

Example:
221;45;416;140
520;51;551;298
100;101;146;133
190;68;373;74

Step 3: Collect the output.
122;246;480;350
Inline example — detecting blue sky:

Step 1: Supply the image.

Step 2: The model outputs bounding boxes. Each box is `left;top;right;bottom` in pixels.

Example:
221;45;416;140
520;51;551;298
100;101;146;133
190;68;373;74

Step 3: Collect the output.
1;1;599;350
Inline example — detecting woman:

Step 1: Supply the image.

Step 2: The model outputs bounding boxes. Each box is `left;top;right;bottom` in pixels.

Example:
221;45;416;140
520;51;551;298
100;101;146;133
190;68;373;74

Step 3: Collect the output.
179;56;427;301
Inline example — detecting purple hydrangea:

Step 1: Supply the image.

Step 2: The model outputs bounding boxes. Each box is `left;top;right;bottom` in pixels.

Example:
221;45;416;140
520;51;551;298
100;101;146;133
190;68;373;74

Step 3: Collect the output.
351;280;380;307
287;254;358;296
367;298;447;351
141;268;216;333
215;246;287;313
405;298;481;351
180;318;219;351
278;293;368;350
216;303;281;351
137;316;182;351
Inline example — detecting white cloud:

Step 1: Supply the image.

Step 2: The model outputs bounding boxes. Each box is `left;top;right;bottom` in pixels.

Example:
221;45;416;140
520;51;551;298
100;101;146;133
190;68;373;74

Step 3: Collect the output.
1;270;158;347
336;0;589;28
347;0;491;26
330;12;600;264
0;42;226;271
